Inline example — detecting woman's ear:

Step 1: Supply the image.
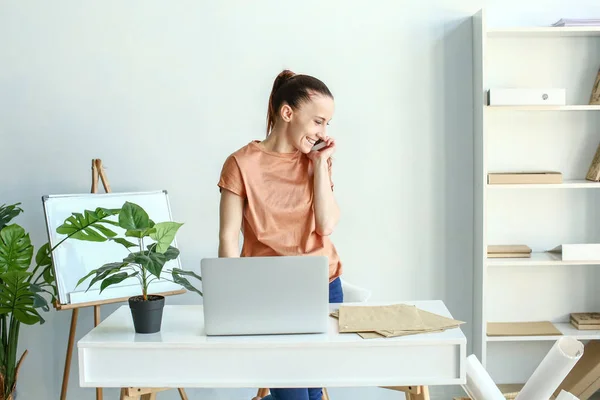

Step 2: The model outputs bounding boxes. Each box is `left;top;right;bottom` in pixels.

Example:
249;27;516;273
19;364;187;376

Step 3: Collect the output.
280;104;293;122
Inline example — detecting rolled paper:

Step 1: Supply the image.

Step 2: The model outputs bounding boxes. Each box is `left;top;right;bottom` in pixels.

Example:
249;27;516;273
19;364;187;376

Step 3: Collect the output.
461;354;505;400
556;390;579;400
515;337;584;400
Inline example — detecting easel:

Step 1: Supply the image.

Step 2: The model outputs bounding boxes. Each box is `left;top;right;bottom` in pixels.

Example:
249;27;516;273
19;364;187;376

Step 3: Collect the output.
54;159;188;400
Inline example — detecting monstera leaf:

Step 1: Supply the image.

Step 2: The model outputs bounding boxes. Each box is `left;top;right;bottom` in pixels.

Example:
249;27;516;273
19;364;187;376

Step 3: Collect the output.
0;224;33;273
0;271;43;325
0;203;23;231
56;207;120;242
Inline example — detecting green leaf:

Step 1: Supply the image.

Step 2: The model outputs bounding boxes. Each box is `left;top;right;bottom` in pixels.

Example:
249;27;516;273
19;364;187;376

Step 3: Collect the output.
99;271;138;293
0;203;23;231
125;227;156;239
146;244;179;260
77;262;127;289
0;224;33;273
149;222;183;253
35;243;52;268
0;271;42;325
109;238;137;248
118;202;150;231
92;223;117;238
42;265;56;292
125;251;166;278
171;268;203;296
32;292;50;312
163;246;180;261
56;207;120;242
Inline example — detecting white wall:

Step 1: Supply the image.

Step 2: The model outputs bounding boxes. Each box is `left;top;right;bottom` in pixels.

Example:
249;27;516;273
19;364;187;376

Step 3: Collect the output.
0;1;599;399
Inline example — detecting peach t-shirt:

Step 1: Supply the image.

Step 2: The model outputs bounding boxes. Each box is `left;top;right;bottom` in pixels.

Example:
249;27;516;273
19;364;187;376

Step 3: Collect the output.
217;140;343;282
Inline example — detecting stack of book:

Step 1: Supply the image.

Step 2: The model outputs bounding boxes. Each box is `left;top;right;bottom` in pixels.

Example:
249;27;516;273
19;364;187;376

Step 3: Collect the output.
487;244;532;259
571;312;600;330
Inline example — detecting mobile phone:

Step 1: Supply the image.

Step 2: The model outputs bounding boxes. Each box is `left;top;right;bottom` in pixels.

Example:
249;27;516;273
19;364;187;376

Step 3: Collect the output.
311;139;327;151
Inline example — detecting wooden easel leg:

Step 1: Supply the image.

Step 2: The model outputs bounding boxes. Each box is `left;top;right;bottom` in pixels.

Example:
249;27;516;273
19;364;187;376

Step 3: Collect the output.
94;305;103;400
60;308;79;400
177;388;189;400
121;388;169;400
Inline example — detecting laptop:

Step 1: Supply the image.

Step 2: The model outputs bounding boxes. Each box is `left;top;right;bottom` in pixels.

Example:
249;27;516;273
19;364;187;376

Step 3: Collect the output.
200;255;330;336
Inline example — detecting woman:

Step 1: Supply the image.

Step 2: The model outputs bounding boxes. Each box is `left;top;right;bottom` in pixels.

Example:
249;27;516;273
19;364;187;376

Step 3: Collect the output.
217;69;343;400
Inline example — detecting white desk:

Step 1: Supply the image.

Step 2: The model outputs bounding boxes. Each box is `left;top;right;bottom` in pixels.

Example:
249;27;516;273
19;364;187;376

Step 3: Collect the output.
78;301;466;396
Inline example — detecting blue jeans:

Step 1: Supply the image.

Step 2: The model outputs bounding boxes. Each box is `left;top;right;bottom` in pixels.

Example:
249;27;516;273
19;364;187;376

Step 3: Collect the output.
261;277;343;400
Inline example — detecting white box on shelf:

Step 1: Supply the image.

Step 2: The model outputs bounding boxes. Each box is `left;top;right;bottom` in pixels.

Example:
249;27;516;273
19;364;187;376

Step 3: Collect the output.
487;88;566;106
548;244;600;261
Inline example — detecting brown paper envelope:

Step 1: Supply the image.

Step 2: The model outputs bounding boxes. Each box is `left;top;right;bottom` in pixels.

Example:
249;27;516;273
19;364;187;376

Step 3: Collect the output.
357;331;386;339
417;309;465;330
377;328;447;337
338;304;427;333
332;307;462;333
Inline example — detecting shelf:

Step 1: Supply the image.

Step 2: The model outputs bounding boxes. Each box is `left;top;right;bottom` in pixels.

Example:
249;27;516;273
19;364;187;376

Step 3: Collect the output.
487;322;600;342
487;252;600;266
485;105;600;111
487;180;600;189
487;27;600;38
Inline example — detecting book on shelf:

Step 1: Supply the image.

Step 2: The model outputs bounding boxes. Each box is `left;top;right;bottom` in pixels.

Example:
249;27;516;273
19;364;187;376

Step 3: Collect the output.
487;244;532;258
571;313;600;330
552;18;600;27
488;171;562;185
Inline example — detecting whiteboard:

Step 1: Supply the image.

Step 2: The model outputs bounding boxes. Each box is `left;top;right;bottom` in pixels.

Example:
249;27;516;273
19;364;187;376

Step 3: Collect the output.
42;190;185;305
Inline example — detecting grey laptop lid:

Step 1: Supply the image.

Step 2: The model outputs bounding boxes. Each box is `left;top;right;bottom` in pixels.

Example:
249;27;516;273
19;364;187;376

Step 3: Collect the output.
200;256;330;336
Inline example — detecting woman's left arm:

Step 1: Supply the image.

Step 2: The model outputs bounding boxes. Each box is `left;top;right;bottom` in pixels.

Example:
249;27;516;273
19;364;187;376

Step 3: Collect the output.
310;137;340;236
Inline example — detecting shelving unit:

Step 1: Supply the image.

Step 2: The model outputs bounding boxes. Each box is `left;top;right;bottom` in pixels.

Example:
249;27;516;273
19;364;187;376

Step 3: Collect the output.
487;252;600;267
472;9;600;385
487;27;600;38
487;323;600;342
486;105;600;111
487;180;600;189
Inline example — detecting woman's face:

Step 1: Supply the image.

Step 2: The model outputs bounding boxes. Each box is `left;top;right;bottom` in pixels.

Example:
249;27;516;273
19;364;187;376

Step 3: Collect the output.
282;94;334;154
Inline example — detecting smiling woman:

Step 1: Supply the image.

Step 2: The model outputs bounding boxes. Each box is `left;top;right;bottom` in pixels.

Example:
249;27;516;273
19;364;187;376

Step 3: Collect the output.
216;69;343;400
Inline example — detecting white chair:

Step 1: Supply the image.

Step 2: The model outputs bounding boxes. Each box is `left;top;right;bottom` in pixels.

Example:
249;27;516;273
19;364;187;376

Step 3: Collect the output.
252;279;371;400
340;279;372;303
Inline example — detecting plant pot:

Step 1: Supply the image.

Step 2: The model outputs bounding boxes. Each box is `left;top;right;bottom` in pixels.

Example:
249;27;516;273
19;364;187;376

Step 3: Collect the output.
128;295;165;334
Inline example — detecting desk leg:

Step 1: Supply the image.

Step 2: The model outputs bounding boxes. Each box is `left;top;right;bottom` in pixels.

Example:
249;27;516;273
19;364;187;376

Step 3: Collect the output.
382;385;430;400
94;305;103;400
120;388;137;400
404;386;430;400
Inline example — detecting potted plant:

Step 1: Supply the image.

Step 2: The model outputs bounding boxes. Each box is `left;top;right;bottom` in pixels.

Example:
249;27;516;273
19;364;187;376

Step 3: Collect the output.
62;201;202;334
0;203;57;400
